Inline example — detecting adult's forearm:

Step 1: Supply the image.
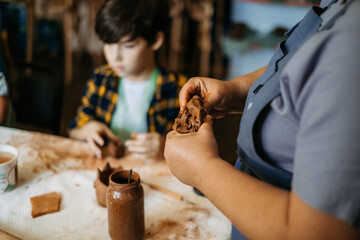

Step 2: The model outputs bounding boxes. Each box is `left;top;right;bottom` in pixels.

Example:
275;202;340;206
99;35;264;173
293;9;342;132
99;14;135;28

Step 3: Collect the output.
197;158;289;239
196;158;359;240
226;66;266;113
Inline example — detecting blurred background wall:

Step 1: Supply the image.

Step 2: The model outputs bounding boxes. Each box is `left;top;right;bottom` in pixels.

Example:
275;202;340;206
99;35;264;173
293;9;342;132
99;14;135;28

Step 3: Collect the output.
0;0;319;163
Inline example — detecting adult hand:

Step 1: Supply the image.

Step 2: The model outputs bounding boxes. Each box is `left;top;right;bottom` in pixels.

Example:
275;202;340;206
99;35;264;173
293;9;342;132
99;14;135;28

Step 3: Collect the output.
125;132;165;159
74;121;121;158
164;115;219;187
180;67;267;118
179;77;233;119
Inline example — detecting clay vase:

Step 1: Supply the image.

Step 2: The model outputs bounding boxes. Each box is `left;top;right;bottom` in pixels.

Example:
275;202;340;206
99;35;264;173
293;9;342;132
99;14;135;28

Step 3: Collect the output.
106;170;144;240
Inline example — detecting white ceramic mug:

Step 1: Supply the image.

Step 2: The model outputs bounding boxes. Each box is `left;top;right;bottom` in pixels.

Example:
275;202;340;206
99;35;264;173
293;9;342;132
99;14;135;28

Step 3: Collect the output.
0;144;18;193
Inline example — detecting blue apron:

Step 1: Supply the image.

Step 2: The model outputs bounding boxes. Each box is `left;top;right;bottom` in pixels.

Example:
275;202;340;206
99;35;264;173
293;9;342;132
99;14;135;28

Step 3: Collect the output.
232;0;355;239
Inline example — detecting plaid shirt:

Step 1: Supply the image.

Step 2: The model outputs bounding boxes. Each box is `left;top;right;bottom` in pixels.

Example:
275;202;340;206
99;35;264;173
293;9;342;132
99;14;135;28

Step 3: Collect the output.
69;65;187;136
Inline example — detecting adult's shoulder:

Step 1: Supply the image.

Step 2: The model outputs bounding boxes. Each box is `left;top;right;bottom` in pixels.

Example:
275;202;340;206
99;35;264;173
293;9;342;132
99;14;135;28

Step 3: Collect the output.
281;0;360;108
332;0;360;36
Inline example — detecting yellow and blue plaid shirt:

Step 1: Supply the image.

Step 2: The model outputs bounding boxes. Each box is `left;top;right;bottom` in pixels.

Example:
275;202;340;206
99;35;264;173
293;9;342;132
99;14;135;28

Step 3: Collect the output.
69;65;187;136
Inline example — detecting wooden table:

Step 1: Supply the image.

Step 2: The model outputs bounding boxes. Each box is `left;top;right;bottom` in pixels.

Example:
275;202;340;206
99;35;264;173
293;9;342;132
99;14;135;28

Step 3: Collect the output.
0;127;231;239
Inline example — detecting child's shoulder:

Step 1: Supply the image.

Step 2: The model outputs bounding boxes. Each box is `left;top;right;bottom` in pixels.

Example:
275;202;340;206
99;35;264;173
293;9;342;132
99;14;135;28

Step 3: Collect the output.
158;68;187;85
89;65;118;89
93;65;117;78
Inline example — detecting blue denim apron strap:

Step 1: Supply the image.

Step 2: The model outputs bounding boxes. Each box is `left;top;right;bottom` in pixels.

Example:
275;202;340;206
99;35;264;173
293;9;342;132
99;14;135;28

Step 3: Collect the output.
231;225;248;240
236;4;327;190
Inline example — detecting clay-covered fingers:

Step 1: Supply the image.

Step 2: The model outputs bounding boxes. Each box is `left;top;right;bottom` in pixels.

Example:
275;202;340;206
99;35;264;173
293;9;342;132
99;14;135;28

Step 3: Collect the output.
82;121;121;158
125;133;164;158
179;77;231;118
103;127;122;144
87;133;103;158
130;152;158;159
125;141;153;154
179;78;208;110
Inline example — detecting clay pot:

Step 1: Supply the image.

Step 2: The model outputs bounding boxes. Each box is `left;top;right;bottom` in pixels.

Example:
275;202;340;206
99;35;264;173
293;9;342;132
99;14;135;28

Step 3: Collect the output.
93;163;122;207
101;139;125;159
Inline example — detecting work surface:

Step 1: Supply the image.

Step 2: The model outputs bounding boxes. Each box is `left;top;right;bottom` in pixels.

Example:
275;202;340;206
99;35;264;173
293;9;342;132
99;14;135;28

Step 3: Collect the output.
0;127;231;239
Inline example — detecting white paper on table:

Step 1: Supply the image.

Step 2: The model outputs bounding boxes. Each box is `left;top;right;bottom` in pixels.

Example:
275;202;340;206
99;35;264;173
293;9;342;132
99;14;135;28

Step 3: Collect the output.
0;127;231;240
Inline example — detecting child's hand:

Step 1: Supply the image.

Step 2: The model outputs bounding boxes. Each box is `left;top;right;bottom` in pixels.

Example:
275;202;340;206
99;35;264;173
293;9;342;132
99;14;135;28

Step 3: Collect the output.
80;121;121;158
125;132;165;159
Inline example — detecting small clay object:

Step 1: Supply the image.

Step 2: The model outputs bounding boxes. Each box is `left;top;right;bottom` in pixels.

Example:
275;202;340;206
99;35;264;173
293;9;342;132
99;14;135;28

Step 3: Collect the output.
101;138;125;159
107;170;144;240
94;162;123;207
30;192;61;218
173;95;206;133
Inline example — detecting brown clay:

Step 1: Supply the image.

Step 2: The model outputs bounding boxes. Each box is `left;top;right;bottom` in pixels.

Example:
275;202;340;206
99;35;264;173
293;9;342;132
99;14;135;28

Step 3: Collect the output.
101;139;125;159
173;95;206;133
107;170;144;240
93;162;123;207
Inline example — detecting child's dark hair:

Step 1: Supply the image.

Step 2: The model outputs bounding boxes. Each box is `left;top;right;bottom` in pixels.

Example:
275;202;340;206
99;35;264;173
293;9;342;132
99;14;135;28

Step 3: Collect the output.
95;0;170;44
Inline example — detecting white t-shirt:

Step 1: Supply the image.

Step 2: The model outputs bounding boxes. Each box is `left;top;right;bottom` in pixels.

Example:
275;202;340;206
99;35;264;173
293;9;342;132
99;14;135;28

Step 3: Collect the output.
110;69;158;141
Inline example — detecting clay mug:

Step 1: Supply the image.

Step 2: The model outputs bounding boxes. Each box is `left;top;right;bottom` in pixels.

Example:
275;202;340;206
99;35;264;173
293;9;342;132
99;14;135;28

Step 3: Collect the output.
0;144;18;193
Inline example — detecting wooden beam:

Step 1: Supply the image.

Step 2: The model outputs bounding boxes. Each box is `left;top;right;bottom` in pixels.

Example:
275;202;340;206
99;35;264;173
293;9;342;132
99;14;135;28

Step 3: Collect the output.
26;0;34;63
63;0;73;86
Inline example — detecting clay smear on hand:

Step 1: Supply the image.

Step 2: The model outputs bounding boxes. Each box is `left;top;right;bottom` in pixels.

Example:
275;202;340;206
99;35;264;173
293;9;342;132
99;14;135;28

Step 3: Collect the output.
173;95;206;133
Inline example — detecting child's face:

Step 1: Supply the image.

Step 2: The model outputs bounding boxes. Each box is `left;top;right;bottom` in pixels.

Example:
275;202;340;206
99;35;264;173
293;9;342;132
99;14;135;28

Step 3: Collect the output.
103;36;155;81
